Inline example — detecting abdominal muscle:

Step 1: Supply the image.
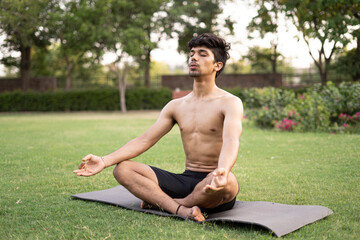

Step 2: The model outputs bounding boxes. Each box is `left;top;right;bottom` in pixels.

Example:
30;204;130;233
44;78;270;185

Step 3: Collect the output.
181;131;223;172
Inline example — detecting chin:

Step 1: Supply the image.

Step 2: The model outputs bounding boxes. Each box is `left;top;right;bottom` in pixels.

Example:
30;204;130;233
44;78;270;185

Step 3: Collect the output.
189;71;201;77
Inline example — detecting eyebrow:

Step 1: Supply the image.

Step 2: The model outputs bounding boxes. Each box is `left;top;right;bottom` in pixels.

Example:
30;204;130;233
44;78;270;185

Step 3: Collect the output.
190;49;210;54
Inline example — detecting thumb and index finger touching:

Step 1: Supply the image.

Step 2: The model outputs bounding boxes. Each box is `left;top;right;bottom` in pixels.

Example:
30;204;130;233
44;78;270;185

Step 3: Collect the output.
73;154;96;176
82;154;94;162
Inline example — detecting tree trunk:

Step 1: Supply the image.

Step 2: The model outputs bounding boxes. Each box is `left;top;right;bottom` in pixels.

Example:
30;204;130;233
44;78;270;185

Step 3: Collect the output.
65;55;73;91
20;45;31;91
144;50;151;88
354;34;360;81
320;71;328;85
118;64;128;113
271;44;277;74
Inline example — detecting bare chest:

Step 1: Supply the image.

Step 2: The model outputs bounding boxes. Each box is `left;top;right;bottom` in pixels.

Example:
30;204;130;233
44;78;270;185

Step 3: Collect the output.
174;101;224;135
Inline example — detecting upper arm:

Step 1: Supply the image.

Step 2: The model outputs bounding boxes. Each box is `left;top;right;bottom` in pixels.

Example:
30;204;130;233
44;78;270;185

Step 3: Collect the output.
222;96;243;142
139;100;176;145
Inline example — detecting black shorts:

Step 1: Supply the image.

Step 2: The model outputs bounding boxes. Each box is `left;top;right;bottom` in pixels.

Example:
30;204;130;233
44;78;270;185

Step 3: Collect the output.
150;166;237;214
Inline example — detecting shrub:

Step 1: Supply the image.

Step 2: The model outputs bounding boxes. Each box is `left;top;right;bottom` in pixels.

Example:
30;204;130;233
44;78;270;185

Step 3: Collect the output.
332;112;360;133
275;118;298;131
244;82;360;132
249;88;296;128
0;88;172;112
286;89;331;132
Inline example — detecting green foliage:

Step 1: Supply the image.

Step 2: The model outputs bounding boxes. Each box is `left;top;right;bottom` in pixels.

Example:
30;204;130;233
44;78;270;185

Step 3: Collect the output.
126;88;172;110
244;46;276;73
0;0;56;51
286;89;331;132
170;0;234;54
332;48;360;81
229;83;360;132
246;88;296;128
0;88;172;112
30;45;106;86
251;0;359;84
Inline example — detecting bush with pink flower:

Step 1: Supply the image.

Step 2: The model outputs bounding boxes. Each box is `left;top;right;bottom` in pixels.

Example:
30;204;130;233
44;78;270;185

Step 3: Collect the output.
241;81;360;133
275;118;298;131
336;112;360;133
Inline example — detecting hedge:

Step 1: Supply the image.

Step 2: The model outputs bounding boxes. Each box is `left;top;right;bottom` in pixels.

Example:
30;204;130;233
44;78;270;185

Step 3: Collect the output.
229;82;360;133
0;88;172;112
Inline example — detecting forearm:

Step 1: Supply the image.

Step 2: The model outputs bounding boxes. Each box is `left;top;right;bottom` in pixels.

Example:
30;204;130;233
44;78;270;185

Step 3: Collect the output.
102;136;153;167
217;138;239;173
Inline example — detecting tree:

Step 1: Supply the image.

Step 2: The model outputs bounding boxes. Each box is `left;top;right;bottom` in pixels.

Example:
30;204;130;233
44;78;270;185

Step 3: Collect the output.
170;0;234;54
31;44;105;87
99;0;152;112
0;0;57;91
333;48;360;82
224;59;252;74
50;0;110;91
245;46;280;74
132;0;167;88
251;0;358;84
328;0;360;81
280;0;356;85
247;0;282;74
133;0;234;88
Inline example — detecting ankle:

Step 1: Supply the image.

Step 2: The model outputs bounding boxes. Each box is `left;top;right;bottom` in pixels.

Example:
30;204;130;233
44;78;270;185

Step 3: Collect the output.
175;204;182;215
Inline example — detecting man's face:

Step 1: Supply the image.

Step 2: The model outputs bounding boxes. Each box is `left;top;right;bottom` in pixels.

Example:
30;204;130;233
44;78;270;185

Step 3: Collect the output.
188;46;222;78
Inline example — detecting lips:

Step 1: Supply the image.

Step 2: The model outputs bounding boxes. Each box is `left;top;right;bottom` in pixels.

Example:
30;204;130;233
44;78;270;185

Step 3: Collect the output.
189;63;198;70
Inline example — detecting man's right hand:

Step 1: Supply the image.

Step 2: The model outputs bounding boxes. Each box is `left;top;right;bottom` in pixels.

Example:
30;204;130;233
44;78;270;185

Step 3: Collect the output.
73;154;106;177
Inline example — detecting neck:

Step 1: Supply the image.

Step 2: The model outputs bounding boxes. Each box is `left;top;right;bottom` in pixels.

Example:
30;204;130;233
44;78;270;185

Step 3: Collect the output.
192;75;217;98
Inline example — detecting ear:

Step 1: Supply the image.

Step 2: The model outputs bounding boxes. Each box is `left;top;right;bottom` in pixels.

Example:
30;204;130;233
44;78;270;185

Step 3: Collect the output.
214;62;223;72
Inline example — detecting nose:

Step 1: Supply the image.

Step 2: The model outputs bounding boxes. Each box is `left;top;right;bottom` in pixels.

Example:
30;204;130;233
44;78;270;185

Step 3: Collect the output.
189;55;197;62
190;54;198;62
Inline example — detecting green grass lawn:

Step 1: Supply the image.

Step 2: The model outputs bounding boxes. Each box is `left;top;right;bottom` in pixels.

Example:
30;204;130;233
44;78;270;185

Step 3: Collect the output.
0;111;359;239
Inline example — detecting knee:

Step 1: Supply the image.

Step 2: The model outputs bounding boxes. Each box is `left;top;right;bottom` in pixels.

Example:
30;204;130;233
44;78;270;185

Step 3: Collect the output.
225;172;239;198
208;172;238;202
113;161;133;186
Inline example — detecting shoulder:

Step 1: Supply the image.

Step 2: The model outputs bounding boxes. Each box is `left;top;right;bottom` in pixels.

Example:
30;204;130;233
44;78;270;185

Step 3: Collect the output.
160;94;189;117
218;90;243;117
220;90;243;109
165;92;193;108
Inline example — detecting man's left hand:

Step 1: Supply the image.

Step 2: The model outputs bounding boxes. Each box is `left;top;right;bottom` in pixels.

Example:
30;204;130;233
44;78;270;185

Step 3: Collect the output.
204;168;228;193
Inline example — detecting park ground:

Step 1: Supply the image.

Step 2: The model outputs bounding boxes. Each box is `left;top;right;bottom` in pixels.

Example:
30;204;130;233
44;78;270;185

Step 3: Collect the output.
0;111;359;239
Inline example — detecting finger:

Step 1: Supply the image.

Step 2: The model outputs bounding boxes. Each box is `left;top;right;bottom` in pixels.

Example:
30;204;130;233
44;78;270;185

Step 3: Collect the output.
82;154;93;162
204;185;214;193
204;184;222;192
80;171;96;177
78;162;86;169
76;171;90;177
216;168;226;176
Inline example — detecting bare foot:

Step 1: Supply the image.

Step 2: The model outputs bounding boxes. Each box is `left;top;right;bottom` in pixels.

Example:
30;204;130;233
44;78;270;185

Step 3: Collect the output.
178;205;205;222
140;201;161;211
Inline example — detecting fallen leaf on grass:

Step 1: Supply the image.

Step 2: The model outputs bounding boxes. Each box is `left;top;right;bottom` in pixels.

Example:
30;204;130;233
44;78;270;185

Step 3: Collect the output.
74;225;88;230
103;233;111;240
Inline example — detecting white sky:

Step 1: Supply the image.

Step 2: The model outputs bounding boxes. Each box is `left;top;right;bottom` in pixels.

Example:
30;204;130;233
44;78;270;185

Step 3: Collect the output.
0;0;316;76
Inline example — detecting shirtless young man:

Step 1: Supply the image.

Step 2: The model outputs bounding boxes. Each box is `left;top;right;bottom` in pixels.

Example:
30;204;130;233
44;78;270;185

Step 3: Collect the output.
74;33;244;222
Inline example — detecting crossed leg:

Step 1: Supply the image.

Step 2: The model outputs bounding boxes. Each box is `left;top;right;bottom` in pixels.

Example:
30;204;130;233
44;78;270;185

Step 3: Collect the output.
113;160;238;221
113;160;204;221
175;171;239;210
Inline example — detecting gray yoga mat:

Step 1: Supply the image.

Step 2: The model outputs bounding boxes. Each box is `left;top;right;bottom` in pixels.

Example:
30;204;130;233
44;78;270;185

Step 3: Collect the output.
71;185;333;237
